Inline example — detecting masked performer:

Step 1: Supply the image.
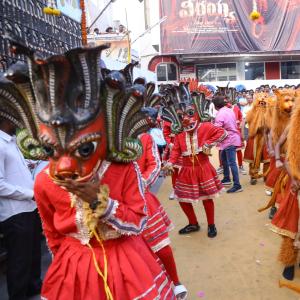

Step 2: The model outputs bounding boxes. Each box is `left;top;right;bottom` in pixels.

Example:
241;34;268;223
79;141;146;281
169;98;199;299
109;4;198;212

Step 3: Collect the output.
243;93;270;185
137;107;187;299
164;93;226;237
266;90;299;281
261;90;295;219
8;41;175;300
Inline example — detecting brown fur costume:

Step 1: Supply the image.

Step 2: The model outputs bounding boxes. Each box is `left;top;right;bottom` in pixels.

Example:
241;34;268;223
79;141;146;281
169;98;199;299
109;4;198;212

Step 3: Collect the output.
246;93;269;138
272;89;298;154
288;93;300;180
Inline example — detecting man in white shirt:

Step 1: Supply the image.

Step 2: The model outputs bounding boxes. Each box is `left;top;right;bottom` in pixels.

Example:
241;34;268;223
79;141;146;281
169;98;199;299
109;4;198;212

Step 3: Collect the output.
0;117;41;300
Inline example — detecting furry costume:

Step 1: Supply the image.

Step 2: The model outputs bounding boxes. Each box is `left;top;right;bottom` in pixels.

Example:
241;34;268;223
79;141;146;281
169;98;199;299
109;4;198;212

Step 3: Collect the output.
244;93;270;180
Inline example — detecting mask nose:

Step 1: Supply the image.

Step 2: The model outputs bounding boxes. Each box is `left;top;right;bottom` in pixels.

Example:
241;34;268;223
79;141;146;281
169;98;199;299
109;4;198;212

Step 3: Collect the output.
55;156;79;180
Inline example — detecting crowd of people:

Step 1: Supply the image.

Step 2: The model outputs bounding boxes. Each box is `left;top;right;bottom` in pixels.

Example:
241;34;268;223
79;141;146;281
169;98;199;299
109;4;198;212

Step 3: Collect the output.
0;40;300;300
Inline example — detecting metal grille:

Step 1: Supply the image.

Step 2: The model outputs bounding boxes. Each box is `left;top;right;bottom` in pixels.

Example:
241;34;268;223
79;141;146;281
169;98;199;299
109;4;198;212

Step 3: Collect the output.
0;0;82;72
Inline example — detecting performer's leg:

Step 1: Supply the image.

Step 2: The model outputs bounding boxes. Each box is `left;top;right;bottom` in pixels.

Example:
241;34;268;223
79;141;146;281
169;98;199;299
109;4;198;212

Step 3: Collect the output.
237;150;243;167
156;246;180;285
171;168;179;188
203;199;217;238
178;202;200;234
202;199;214;225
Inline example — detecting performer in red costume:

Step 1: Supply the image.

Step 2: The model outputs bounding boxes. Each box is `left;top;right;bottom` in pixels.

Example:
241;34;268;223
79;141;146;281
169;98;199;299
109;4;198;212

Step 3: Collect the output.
137;107;187;299
164;94;227;238
8;41;175;300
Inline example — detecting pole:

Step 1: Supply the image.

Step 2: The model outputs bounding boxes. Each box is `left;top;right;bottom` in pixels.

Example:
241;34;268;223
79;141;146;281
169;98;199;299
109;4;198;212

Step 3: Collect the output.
125;8;131;63
80;0;87;45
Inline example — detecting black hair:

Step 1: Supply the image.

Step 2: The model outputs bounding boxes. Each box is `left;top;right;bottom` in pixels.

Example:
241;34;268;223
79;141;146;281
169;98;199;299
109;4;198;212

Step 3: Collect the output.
213;96;226;110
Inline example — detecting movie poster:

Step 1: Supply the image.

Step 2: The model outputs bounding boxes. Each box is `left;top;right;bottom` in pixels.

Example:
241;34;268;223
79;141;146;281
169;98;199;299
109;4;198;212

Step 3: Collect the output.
160;0;300;54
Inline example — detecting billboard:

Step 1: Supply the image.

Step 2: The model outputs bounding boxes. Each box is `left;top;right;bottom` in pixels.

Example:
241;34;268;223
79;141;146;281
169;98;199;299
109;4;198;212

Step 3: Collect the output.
57;0;82;23
160;0;300;54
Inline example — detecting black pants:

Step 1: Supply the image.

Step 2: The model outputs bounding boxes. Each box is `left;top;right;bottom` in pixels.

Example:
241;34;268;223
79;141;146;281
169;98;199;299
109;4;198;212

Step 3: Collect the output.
0;209;42;300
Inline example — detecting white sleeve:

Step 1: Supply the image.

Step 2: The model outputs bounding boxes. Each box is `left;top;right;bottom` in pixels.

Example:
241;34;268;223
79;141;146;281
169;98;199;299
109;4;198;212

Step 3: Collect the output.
0;146;33;201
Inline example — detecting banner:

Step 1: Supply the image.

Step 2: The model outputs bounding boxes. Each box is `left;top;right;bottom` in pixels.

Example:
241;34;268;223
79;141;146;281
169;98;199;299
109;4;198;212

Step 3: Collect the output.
160;0;300;54
88;34;131;64
57;0;81;23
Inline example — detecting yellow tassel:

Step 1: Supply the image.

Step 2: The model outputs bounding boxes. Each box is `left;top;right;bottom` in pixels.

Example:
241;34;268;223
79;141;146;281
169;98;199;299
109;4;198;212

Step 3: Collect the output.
249;10;261;21
87;230;113;300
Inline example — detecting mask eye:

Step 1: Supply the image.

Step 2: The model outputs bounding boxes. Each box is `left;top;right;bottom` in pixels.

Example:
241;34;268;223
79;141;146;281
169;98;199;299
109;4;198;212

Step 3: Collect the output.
186;109;195;116
42;145;55;157
74;141;98;158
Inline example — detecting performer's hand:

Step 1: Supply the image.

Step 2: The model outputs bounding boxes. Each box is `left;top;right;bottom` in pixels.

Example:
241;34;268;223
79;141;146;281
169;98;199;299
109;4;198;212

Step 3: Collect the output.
202;144;212;156
169;143;174;150
275;159;284;169
268;149;275;157
162;162;174;176
58;175;105;205
291;179;300;193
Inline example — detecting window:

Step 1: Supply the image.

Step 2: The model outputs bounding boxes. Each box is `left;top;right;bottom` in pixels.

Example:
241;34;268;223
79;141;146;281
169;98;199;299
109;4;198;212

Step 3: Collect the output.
156;63;177;81
281;61;300;79
245;62;264;80
196;63;236;82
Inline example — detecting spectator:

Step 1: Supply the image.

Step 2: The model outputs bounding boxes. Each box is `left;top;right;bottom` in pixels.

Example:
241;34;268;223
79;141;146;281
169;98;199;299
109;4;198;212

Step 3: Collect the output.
213;96;243;193
93;28;100;35
105;26;114;33
0;117;42;299
119;24;126;33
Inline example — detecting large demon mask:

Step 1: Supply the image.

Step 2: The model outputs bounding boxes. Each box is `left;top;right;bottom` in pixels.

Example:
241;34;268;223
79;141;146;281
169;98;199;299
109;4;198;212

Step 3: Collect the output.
7;40;149;182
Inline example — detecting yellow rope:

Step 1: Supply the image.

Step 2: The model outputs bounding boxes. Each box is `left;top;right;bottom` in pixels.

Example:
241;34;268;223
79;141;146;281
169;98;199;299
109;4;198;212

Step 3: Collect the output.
87;230;113;300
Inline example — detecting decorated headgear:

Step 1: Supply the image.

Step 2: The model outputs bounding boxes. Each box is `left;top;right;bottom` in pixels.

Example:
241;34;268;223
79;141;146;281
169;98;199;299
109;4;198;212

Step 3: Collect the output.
0;69;45;160
7;38;150;181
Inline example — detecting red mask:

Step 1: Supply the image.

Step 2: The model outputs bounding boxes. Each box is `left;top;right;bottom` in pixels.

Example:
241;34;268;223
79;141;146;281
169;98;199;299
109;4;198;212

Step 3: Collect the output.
40;112;107;182
182;105;199;132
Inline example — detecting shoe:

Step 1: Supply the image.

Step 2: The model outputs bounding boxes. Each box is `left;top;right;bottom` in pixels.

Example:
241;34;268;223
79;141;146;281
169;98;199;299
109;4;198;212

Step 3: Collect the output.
265;190;272;196
178;224;200;234
227;186;243;193
221;179;232;186
174;284;188;300
250;178;257;185
239;166;247;175
207;224;217;238
269;206;277;220
169;190;175;200
282;265;295;281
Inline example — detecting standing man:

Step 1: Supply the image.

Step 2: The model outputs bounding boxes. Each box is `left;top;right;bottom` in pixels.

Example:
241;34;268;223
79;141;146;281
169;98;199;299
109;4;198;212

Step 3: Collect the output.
0;117;41;300
213;96;243;193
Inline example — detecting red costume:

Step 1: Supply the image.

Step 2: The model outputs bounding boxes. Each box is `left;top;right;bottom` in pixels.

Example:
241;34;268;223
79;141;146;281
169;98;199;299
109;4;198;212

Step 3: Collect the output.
35;162;174;299
169;123;225;202
8;41;175;299
137;133;173;252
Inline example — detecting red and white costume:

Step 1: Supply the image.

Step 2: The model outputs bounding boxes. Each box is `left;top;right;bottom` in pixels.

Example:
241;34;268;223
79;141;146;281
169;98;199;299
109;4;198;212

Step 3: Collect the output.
137;133;173;252
35;162;175;300
169;123;226;202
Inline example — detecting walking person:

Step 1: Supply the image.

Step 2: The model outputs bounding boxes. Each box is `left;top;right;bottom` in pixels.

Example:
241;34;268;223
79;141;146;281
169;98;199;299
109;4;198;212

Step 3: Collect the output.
213;96;243;193
0;117;42;300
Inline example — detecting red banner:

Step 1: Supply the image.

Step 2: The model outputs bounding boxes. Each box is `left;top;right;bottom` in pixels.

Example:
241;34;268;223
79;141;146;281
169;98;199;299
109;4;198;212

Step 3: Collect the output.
160;0;300;54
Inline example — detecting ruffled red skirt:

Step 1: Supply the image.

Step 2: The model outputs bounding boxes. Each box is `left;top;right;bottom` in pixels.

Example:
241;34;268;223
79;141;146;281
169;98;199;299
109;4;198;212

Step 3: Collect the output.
174;154;223;203
41;235;175;300
270;179;299;239
244;136;269;163
265;157;283;190
142;191;174;252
